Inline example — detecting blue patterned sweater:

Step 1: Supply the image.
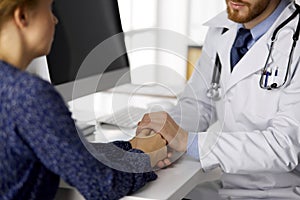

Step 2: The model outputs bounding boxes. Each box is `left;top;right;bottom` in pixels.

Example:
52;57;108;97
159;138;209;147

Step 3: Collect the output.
0;60;156;200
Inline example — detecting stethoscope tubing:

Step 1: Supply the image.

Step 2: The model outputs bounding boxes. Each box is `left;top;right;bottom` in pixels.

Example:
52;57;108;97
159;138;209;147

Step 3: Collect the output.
207;2;300;100
260;3;300;89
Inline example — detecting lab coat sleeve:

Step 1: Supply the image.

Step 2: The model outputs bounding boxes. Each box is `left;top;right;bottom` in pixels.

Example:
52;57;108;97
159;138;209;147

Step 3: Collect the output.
199;57;300;174
169;28;221;132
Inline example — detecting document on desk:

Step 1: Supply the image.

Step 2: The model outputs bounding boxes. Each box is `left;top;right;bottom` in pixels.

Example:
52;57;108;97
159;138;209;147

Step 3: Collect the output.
107;83;185;98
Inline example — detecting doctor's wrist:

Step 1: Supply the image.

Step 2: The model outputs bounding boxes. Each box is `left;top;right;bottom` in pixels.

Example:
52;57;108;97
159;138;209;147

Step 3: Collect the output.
186;132;200;161
169;128;188;152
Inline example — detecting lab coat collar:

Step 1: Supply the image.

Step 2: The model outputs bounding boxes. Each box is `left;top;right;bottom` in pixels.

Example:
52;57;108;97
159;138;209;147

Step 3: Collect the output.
207;1;297;95
225;1;297;93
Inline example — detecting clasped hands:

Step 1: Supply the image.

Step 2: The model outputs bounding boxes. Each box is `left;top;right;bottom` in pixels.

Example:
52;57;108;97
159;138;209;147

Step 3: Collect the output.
129;111;188;168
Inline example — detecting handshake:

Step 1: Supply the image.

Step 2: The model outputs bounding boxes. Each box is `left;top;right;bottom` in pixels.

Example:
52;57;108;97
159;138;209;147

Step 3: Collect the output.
129;111;189;168
130;129;168;168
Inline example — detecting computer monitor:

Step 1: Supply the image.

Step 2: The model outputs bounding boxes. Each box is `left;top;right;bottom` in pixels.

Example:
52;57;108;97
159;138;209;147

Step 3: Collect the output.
47;0;130;102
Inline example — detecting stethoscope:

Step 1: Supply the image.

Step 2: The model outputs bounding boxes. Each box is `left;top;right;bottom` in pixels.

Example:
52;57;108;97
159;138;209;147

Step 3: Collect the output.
206;53;222;100
207;2;300;101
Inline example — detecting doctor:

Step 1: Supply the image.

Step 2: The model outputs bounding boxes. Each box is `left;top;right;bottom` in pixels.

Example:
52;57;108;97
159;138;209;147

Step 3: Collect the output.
138;0;300;199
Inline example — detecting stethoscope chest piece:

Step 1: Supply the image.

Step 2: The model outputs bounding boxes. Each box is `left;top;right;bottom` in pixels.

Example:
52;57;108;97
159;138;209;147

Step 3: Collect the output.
206;53;222;100
206;82;221;101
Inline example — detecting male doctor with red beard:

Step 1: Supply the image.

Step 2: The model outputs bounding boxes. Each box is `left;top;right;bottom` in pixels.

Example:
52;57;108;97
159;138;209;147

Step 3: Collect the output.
137;0;300;199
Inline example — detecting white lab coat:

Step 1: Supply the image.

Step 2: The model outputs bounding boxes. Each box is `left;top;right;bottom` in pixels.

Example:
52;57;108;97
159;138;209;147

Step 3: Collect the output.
170;1;300;199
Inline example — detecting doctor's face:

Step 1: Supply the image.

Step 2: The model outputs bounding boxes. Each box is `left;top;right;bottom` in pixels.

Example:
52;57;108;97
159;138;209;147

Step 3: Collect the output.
226;0;272;23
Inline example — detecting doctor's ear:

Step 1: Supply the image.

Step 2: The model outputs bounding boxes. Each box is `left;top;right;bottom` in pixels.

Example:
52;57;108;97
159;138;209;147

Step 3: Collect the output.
13;6;30;28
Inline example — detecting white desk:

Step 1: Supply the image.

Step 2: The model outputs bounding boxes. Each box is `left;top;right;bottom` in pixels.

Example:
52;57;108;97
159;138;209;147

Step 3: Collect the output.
59;90;221;200
122;157;221;200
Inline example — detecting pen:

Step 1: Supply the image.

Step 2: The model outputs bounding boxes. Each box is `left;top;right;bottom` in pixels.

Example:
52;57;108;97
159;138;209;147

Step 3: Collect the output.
275;67;278;76
264;68;272;88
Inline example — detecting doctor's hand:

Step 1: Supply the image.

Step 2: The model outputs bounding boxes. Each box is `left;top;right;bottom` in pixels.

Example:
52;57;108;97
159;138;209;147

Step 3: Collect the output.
130;129;167;167
136;112;188;153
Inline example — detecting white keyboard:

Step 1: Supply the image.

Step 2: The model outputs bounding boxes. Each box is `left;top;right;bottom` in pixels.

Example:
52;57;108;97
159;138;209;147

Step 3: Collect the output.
97;107;147;129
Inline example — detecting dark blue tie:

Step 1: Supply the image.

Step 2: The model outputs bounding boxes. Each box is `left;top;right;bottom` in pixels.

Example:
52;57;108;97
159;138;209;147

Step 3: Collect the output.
230;28;252;70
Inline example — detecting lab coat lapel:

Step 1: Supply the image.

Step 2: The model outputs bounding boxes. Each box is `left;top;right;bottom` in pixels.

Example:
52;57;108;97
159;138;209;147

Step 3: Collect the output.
204;11;235;95
215;27;236;95
223;1;296;94
224;36;269;93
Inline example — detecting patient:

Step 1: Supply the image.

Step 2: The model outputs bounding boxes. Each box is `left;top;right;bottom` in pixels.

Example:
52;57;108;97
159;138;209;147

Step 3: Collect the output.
0;0;166;199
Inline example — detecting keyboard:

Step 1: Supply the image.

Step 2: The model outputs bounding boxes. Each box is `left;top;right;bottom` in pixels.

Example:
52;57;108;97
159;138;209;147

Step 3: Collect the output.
75;122;96;136
97;107;147;129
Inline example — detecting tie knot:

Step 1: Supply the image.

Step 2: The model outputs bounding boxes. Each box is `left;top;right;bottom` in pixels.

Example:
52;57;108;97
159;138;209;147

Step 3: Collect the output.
230;28;252;70
233;28;252;48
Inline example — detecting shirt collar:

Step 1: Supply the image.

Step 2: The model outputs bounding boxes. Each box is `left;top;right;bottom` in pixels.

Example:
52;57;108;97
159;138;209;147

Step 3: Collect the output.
238;0;290;41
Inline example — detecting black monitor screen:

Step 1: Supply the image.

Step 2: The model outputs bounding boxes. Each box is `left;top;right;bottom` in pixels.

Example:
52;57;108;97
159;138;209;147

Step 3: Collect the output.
47;0;129;85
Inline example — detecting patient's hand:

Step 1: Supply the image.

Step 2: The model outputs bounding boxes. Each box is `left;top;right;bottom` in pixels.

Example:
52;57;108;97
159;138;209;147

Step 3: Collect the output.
130;129;167;167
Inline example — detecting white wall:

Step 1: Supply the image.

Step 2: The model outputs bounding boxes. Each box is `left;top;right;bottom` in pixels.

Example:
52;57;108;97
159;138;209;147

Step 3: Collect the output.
189;0;226;43
155;0;189;87
118;0;226;87
118;0;158;84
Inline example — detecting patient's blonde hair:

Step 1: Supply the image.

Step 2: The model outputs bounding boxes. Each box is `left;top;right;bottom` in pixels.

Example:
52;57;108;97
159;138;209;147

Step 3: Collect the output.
0;0;38;28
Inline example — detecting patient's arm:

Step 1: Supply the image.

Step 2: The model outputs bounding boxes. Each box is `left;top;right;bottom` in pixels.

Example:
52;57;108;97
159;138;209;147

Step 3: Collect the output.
130;130;167;167
134;129;185;169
